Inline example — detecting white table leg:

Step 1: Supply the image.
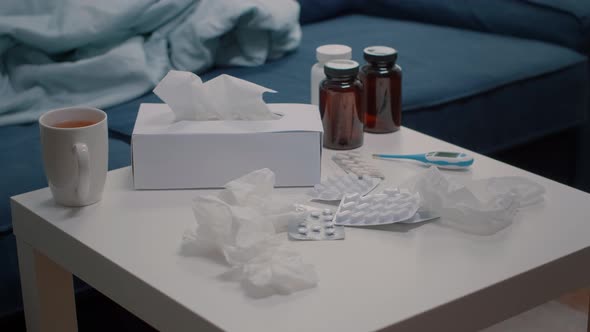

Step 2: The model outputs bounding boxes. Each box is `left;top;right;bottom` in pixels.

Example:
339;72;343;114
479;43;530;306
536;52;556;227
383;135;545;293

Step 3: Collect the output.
16;239;77;332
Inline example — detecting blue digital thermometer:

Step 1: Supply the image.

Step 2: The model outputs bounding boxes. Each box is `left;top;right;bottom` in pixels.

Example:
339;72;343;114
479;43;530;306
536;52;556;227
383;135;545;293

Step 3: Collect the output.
372;151;474;169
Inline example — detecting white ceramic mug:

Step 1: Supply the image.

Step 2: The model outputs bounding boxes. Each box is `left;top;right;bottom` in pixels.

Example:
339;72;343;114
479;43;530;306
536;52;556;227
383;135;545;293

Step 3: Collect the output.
39;107;108;206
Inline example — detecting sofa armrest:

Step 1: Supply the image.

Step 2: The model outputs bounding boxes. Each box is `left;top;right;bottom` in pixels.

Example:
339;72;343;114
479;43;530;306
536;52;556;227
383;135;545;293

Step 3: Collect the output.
361;0;590;54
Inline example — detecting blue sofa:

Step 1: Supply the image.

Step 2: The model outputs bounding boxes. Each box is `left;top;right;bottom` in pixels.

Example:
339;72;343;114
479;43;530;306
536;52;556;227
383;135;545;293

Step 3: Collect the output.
2;0;589;328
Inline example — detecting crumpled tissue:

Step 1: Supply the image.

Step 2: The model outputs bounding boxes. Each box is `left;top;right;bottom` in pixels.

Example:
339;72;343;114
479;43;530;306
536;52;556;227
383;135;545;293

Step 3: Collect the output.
404;167;545;235
180;168;318;297
153;70;280;121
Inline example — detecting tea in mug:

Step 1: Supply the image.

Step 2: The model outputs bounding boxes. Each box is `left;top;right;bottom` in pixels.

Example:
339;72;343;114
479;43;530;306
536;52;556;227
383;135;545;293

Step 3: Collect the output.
53;120;98;128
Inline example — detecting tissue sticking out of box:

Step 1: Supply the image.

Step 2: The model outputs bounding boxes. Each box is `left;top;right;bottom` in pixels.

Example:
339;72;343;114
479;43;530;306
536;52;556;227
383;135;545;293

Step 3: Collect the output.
153;70;279;121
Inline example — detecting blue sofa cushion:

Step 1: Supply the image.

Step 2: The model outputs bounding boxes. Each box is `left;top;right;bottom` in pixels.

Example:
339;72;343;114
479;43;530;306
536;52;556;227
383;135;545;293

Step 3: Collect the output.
525;0;590;31
362;0;590;54
0;234;20;318
104;15;587;137
297;0;357;24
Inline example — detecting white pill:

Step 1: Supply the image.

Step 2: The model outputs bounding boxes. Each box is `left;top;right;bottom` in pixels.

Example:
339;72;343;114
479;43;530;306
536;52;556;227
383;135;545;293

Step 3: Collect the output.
312;225;321;232
325;222;334;228
311;211;321;218
298;227;308;234
325;228;336;236
323;208;333;215
299;221;307;227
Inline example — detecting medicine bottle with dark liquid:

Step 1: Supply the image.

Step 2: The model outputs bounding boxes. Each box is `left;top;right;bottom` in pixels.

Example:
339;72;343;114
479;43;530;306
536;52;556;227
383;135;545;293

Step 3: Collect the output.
319;60;364;150
359;46;402;133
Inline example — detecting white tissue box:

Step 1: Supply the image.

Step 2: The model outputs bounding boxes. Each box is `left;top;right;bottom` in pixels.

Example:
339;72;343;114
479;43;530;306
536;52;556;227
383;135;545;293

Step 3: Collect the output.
131;103;323;189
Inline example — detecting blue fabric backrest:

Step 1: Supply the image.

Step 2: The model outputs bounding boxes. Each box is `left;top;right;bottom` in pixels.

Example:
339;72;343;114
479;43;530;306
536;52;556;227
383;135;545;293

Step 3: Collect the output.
297;0;359;24
360;0;590;54
298;0;590;54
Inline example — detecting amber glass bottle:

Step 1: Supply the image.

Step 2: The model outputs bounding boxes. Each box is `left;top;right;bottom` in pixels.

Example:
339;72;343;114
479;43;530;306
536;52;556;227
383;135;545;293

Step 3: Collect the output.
319;60;364;150
359;46;402;133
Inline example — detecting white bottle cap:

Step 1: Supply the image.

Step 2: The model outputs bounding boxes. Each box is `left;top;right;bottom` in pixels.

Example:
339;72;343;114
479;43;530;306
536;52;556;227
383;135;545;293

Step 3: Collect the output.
316;44;352;63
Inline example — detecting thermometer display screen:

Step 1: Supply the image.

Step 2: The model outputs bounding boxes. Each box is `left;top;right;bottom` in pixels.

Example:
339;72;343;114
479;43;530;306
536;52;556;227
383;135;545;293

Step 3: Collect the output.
434;152;460;158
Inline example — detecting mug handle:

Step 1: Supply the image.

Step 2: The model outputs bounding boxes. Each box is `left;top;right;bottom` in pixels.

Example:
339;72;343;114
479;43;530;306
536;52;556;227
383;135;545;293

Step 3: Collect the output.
73;143;90;203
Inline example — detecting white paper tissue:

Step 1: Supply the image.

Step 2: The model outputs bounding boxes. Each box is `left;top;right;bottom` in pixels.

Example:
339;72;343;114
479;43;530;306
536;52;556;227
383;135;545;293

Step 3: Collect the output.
153;70;279;121
404;167;545;235
180;168;318;297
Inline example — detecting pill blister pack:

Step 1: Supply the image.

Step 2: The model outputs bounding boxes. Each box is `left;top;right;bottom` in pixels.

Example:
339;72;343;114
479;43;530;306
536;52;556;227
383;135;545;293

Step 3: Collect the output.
332;152;385;179
308;174;381;201
397;207;440;224
333;188;421;226
288;208;345;241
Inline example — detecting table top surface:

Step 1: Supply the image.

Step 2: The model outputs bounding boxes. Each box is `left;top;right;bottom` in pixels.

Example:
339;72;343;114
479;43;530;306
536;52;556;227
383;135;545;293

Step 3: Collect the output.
12;127;590;332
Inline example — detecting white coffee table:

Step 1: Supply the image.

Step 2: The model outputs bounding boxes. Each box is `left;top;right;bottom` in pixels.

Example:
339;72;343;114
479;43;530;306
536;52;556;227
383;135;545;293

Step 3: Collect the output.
12;127;590;332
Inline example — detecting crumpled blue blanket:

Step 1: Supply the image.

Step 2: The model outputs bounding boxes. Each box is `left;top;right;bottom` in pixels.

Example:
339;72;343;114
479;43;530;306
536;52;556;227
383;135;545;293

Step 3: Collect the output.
0;0;301;126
